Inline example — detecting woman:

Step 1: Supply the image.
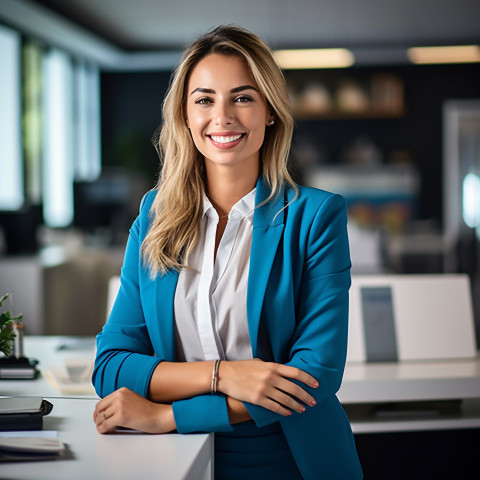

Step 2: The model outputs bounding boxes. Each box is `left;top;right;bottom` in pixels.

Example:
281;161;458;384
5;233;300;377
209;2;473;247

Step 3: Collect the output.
92;25;363;479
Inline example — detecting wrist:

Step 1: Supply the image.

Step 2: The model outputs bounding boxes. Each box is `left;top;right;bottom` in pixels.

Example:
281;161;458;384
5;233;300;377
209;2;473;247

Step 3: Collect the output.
226;396;251;424
210;359;221;394
165;404;176;432
216;360;228;395
156;404;176;433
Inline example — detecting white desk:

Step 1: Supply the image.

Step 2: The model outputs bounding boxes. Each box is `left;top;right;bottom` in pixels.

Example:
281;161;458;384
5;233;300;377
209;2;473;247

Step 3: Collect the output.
0;397;213;480
339;356;480;434
4;336;480;437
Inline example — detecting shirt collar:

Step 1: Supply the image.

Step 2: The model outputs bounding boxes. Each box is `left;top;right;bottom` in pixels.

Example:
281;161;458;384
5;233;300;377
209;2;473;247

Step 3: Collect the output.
202;188;256;220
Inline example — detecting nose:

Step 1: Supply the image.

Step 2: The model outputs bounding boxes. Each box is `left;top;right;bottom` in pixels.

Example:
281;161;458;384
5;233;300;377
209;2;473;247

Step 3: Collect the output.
214;100;234;126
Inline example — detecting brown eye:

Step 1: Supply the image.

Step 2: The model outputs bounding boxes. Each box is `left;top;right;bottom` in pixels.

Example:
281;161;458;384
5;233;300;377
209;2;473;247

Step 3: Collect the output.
195;97;212;105
235;96;252;103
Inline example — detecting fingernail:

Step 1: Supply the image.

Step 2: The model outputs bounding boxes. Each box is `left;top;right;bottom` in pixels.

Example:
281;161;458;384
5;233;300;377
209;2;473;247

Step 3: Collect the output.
300;406;306;413
313;381;319;388
310;400;316;407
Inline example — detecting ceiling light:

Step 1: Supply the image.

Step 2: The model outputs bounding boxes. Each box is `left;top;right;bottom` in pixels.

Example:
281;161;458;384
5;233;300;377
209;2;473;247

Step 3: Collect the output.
407;45;480;64
273;48;354;69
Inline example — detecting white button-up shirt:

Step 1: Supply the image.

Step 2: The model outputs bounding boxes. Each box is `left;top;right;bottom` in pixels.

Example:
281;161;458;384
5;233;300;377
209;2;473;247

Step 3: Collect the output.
173;189;256;362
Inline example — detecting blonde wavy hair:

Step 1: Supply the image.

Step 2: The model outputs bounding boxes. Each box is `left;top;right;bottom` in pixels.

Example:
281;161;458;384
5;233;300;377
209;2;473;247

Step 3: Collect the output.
142;25;296;277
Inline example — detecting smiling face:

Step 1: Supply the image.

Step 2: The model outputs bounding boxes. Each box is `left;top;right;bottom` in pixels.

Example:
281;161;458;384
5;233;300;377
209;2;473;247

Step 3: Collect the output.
186;53;272;175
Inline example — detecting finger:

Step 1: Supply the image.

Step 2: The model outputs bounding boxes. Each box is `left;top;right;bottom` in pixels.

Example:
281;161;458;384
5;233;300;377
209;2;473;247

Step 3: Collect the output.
276;377;316;407
261;397;292;416
276;365;319;389
93;397;113;422
93;403;105;422
96;407;122;433
96;414;118;434
94;405;113;428
269;388;306;413
94;409;106;427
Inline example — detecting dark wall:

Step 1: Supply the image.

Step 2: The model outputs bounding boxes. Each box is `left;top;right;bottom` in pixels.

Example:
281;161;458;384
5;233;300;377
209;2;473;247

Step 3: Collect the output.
100;63;480;225
355;428;480;480
101;70;172;187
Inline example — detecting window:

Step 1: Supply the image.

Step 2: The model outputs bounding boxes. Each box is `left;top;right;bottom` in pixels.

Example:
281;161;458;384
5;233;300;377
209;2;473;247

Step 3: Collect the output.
40;49;101;228
1;27;102;229
23;40;43;205
0;24;23;210
74;61;101;182
42;48;75;227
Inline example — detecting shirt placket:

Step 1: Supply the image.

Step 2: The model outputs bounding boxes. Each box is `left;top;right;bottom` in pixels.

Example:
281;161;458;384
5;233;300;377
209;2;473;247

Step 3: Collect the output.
212;212;242;289
196;211;221;360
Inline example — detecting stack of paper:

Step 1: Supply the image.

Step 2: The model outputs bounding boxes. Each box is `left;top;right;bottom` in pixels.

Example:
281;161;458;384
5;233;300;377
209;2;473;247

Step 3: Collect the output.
0;431;65;461
0;357;39;380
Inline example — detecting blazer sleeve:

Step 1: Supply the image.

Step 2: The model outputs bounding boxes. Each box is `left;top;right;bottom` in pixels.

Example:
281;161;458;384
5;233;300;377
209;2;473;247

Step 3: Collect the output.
92;197;163;399
92;195;233;433
244;193;352;427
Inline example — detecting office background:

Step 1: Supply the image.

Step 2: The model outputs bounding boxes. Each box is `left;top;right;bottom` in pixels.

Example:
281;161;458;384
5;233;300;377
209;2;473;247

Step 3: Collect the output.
0;1;480;478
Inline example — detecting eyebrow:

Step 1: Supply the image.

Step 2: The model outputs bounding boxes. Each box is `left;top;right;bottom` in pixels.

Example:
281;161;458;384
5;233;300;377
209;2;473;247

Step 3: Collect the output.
190;84;259;96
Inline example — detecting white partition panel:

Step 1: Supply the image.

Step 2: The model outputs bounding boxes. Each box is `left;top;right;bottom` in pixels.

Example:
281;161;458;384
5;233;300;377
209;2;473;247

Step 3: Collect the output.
347;274;477;362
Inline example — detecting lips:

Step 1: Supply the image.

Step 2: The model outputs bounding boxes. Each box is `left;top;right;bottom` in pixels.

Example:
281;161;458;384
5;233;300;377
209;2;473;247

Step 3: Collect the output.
207;133;245;149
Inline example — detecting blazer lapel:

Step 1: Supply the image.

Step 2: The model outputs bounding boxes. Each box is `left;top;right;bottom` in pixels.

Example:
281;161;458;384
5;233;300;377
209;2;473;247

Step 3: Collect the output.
247;176;285;358
149;177;285;361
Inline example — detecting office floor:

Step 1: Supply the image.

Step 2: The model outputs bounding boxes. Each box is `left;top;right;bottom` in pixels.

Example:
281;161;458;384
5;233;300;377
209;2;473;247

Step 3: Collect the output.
354;428;480;479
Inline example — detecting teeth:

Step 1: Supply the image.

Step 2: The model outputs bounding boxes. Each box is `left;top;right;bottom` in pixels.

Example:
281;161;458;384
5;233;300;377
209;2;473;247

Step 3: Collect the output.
210;134;242;144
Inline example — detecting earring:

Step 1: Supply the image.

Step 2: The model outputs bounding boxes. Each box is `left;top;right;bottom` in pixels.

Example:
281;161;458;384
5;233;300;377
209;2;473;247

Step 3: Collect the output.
268;120;275;126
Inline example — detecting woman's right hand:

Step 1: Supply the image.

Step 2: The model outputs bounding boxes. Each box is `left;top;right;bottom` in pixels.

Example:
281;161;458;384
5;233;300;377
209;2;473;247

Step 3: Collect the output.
217;359;319;416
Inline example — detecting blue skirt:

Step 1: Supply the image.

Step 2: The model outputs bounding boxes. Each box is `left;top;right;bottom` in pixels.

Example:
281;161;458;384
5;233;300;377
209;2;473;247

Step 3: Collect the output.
214;421;303;480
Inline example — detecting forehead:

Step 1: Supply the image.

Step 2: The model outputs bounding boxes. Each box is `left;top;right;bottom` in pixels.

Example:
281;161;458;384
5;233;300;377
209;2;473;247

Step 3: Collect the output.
187;54;258;92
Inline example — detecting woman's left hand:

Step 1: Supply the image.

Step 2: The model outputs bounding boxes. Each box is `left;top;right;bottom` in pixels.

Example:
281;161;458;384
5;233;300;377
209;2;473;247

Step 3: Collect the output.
93;387;176;434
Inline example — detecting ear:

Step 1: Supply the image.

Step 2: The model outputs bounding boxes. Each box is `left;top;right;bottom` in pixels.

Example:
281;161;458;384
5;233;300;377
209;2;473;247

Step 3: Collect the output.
267;112;275;126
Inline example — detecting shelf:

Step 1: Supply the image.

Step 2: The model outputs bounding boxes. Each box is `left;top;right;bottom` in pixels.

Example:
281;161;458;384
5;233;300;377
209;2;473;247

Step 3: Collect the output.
347;399;480;434
293;107;406;120
287;70;406;121
338;356;480;404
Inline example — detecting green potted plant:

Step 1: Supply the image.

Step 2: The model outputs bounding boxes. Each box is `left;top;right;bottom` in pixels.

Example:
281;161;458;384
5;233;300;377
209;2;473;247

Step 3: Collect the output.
0;294;38;379
0;293;23;358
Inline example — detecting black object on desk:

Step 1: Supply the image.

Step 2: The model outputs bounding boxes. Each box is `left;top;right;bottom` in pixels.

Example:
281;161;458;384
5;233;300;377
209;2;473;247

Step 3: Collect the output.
0;357;40;380
0;397;53;431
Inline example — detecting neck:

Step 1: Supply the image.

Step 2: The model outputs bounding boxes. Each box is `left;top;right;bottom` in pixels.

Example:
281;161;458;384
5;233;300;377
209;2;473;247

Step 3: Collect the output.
205;162;259;217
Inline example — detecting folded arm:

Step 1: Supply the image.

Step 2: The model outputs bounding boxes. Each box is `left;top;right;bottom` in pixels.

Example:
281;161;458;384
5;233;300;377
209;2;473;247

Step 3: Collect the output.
93;191;350;434
243;193;351;427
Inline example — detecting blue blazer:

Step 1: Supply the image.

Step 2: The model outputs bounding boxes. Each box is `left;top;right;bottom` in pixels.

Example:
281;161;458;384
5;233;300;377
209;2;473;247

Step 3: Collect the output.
93;176;363;480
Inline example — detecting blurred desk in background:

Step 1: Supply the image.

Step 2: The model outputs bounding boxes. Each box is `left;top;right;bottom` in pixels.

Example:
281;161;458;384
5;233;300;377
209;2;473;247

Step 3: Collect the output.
0;245;123;336
0;336;97;398
340;356;480;434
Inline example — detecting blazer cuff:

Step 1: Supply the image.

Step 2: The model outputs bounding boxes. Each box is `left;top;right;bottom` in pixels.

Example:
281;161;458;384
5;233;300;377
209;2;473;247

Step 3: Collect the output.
172;394;234;433
243;401;307;428
243;401;280;428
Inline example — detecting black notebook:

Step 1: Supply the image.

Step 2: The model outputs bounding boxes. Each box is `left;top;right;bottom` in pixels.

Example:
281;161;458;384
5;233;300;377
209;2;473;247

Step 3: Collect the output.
0;357;40;380
0;397;53;431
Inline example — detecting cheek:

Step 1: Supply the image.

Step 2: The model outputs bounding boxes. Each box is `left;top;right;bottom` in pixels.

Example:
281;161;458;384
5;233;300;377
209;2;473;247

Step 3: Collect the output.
250;117;267;146
188;113;208;137
187;117;208;153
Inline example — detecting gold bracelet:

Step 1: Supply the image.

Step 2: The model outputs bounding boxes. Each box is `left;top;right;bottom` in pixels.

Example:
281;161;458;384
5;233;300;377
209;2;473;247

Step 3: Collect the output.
214;360;221;393
210;359;221;394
